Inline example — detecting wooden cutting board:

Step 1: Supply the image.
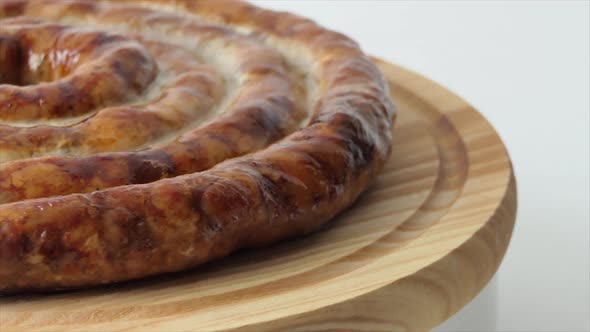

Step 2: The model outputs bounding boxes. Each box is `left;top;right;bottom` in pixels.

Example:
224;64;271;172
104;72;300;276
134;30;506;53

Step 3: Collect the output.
0;59;517;332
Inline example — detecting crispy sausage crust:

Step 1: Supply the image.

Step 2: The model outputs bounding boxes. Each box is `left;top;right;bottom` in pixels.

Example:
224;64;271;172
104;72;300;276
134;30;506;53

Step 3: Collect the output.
0;0;395;292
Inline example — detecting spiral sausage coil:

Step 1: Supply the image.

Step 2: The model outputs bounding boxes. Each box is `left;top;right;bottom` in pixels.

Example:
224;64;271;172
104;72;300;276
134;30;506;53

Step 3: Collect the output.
0;0;395;292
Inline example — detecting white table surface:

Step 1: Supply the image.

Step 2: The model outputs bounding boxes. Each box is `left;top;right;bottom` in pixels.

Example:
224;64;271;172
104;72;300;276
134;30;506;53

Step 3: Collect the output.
251;1;590;331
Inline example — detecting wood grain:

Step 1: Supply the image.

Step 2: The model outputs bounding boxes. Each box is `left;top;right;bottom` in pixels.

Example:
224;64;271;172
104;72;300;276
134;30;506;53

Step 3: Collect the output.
0;59;516;332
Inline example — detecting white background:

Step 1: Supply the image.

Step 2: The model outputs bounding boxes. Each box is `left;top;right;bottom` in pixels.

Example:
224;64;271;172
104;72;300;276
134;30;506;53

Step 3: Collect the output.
251;1;590;331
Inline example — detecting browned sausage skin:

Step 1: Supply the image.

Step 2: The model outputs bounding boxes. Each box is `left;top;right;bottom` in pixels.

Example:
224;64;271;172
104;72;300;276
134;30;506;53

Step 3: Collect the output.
0;0;395;292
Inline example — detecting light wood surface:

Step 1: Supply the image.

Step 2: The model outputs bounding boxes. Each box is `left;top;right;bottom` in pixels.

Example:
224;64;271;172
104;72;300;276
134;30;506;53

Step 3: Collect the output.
0;59;516;332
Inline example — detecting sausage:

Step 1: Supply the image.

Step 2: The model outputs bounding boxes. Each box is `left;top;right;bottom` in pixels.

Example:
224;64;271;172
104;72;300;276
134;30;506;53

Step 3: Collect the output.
0;0;395;292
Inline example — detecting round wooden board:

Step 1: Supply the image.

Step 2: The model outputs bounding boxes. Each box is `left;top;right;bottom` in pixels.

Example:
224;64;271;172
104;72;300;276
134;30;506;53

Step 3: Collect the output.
0;60;516;332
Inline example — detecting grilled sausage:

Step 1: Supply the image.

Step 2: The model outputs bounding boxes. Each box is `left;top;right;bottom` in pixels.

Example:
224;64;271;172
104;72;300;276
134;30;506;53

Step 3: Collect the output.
0;0;395;292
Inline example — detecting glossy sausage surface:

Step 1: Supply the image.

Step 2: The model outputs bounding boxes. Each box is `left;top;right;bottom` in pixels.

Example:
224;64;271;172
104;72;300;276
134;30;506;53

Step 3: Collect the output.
0;0;395;292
